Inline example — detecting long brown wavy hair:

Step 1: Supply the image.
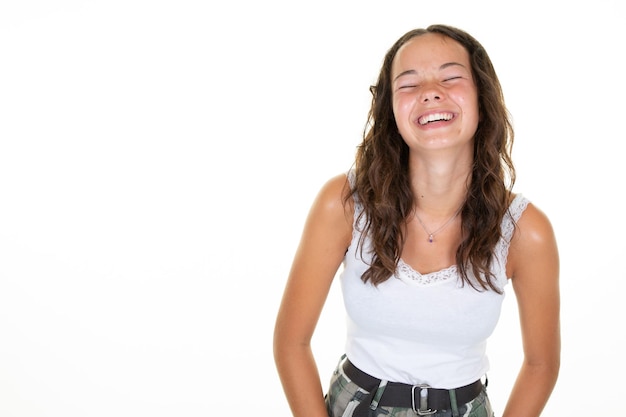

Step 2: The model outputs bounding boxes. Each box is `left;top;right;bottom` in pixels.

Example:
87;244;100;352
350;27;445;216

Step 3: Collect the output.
347;24;515;292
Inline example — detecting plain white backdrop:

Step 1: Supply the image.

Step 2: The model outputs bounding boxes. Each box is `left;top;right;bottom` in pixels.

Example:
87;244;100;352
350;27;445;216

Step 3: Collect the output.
0;0;624;416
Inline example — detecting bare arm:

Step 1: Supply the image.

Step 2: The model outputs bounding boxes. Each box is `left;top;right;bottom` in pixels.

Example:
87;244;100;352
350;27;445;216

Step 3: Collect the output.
503;203;560;417
273;174;353;417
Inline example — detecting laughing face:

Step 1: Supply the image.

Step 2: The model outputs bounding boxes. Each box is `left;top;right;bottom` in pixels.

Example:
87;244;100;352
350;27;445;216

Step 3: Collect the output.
391;33;480;152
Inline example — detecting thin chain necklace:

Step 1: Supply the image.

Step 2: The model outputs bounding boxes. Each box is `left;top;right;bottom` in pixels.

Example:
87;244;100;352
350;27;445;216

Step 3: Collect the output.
414;206;462;243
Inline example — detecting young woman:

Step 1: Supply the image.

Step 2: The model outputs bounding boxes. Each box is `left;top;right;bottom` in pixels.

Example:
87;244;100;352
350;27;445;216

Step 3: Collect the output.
274;24;560;417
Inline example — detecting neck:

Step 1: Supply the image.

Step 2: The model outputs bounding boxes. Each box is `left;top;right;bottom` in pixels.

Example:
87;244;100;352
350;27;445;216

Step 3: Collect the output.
409;152;471;215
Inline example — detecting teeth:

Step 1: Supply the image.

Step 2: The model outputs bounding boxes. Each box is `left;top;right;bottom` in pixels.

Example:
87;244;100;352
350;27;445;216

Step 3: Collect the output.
419;112;453;125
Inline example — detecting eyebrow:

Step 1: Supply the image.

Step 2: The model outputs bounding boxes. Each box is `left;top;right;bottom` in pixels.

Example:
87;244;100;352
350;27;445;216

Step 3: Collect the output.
393;62;467;82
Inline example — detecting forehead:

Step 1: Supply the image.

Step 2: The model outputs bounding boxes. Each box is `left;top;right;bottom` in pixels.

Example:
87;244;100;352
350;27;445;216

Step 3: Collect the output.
391;33;470;75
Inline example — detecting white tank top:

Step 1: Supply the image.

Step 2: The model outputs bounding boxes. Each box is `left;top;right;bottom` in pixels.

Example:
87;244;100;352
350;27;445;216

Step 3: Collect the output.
340;172;529;388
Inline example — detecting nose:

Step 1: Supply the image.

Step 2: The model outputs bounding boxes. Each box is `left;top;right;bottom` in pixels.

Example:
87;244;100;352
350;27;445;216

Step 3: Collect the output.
422;93;441;102
420;83;443;103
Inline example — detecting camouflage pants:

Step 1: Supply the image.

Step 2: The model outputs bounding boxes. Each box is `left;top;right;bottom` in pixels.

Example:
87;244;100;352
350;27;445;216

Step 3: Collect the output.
325;357;494;417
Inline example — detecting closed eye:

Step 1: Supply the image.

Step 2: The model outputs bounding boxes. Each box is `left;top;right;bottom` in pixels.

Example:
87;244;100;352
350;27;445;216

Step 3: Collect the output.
396;83;420;91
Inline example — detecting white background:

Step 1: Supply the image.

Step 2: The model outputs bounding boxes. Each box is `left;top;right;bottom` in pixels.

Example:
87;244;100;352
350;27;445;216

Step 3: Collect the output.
1;1;624;416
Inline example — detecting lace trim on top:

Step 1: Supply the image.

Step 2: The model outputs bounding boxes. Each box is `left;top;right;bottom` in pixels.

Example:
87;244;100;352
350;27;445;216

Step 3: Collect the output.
396;260;458;285
495;194;529;268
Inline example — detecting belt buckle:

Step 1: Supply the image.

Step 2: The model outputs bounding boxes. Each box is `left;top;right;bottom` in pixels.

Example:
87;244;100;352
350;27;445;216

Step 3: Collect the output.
411;384;437;416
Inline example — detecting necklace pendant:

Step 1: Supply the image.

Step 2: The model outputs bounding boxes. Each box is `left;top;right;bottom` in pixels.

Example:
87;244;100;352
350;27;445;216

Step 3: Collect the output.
428;234;434;243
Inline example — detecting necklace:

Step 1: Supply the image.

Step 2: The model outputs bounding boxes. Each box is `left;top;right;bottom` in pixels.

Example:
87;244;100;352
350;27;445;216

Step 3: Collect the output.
414;206;462;243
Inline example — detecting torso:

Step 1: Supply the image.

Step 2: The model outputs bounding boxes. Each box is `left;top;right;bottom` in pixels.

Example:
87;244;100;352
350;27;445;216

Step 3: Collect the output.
339;170;529;387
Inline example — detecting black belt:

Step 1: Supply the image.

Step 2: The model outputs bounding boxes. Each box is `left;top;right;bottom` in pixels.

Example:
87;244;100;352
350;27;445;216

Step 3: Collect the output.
343;359;483;416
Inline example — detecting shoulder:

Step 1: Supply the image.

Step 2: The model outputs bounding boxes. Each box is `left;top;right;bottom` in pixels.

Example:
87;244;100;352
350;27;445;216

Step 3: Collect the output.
507;200;559;280
305;173;354;237
310;173;352;215
317;173;352;206
514;202;556;248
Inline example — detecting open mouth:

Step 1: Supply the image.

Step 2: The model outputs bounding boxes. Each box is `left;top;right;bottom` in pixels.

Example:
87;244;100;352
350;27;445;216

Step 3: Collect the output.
418;112;454;125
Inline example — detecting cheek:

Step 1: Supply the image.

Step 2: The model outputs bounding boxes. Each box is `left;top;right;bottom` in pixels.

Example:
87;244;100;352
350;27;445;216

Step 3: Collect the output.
457;92;480;122
469;97;481;125
392;96;413;122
